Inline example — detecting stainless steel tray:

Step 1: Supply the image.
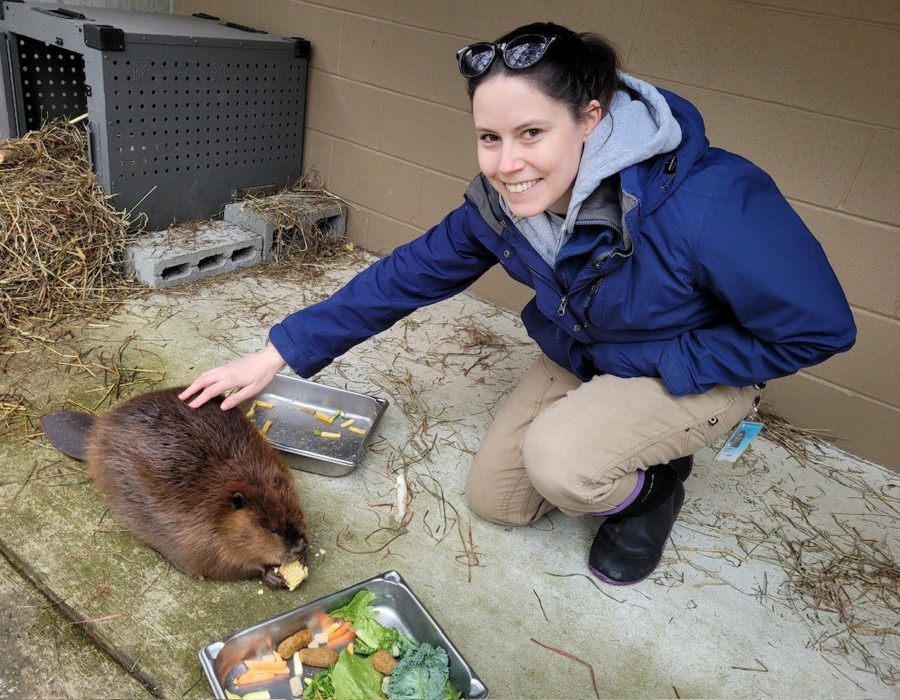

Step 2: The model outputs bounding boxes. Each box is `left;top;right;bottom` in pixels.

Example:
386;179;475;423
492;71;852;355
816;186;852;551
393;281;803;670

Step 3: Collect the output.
198;570;488;699
245;374;388;477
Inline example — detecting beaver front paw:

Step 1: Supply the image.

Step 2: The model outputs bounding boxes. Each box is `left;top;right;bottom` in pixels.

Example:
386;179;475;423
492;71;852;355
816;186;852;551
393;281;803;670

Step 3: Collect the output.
262;565;287;589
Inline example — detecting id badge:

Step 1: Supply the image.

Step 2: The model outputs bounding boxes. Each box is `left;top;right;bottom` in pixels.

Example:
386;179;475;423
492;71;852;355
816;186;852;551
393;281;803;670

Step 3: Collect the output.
714;419;765;463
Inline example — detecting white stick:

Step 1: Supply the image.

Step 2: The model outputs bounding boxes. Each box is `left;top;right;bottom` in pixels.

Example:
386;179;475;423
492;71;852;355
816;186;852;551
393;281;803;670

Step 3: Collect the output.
395;472;408;523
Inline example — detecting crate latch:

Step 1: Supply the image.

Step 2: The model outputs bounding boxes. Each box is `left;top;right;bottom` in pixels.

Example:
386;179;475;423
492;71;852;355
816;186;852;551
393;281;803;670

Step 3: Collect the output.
221;21;266;34
290;37;311;60
83;24;124;51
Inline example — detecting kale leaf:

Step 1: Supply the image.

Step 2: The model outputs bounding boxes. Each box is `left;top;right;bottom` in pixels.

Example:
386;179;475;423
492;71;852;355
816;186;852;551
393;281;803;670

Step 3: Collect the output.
385;642;459;700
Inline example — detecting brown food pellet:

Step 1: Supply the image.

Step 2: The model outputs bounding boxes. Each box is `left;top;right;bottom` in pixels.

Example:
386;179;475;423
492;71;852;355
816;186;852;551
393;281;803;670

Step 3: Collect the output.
276;628;312;659
371;649;397;675
299;647;339;668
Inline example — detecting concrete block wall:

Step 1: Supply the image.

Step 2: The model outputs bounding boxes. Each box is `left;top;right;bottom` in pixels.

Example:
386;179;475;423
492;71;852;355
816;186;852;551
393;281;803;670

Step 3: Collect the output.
223;196;346;261
174;0;900;471
126;198;346;287
126;221;263;288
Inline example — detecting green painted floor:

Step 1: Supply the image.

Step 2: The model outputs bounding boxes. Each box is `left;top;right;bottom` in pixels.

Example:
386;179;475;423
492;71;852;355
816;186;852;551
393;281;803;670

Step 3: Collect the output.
1;255;896;699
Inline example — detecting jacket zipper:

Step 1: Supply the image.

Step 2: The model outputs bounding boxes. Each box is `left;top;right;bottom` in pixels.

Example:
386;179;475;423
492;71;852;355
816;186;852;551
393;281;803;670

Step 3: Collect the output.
585;279;603;309
485;180;607;322
486;183;572;314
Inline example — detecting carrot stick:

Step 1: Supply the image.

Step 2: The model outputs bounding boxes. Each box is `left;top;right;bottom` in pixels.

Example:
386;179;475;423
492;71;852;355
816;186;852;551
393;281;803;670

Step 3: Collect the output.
327;620;352;639
326;630;356;648
234;670;276;685
244;660;289;674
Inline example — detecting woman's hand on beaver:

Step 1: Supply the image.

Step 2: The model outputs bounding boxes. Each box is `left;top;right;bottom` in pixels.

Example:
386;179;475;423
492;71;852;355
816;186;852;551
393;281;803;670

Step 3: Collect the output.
179;345;287;410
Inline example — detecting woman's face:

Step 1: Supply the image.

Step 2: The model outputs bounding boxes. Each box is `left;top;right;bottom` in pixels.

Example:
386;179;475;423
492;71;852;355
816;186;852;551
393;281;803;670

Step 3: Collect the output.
472;75;601;218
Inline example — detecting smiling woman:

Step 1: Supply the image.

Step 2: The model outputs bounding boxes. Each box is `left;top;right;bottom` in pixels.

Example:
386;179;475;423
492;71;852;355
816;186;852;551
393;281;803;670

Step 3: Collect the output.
181;21;856;588
473;76;601;218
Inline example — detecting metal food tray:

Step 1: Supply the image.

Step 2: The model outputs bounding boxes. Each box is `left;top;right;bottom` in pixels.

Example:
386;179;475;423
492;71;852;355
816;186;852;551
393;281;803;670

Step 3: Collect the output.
198;570;488;699
246;374;388;477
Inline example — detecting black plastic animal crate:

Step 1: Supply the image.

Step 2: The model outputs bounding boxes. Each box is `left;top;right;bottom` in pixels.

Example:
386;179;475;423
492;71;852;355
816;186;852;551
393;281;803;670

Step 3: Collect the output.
0;1;310;229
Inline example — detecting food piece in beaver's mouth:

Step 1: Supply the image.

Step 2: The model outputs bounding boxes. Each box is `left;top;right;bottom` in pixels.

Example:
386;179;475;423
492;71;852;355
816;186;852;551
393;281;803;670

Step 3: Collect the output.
276;560;309;591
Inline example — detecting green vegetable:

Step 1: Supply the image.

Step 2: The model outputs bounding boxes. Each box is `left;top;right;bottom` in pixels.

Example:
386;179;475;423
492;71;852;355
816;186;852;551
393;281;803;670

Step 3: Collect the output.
310;590;460;700
385;642;459;700
242;692;272;700
302;668;334;700
328;590;414;656
225;690;271;700
331;649;386;700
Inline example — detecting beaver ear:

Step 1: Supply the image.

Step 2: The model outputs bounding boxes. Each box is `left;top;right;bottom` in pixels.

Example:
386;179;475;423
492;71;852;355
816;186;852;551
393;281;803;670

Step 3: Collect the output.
231;493;245;510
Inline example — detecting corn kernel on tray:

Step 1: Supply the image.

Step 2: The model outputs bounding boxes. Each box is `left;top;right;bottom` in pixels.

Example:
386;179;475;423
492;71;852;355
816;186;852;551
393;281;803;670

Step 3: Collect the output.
245;374;388;477
199;570;488;699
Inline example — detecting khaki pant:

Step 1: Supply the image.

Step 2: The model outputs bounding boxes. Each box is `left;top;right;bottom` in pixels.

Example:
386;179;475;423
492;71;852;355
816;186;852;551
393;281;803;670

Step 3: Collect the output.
465;354;758;525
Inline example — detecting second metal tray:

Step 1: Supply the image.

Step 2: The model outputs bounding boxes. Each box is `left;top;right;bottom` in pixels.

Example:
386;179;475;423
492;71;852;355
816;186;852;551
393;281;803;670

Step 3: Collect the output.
199;570;488;698
245;374;388;477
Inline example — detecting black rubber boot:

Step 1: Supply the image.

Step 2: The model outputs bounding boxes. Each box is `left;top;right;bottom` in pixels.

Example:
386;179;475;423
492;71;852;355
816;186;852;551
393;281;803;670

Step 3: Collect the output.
588;459;689;585
670;455;693;482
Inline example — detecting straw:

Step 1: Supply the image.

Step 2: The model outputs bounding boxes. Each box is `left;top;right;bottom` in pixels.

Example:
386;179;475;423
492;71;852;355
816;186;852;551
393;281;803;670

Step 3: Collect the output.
0;119;139;341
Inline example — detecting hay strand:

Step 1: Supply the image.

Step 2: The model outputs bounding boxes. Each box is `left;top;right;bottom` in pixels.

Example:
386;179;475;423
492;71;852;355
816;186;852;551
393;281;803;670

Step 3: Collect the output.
241;172;349;263
0;120;138;340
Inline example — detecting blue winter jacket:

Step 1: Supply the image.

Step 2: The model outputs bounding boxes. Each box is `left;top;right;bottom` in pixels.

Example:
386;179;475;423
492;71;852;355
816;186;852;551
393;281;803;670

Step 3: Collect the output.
270;89;856;396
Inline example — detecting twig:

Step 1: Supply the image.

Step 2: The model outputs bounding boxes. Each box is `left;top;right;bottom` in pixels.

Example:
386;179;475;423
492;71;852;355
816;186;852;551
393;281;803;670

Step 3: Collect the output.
530;638;600;699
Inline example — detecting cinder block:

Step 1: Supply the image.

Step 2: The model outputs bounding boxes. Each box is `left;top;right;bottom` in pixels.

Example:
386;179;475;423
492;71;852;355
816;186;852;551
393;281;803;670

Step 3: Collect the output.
223;195;346;260
126;221;262;289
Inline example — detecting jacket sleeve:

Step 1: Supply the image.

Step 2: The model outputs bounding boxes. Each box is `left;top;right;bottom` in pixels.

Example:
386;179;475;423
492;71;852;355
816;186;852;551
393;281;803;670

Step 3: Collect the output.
657;161;856;396
269;202;497;377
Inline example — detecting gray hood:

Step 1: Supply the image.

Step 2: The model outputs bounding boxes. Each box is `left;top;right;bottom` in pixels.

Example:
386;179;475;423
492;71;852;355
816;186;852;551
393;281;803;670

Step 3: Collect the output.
564;71;683;233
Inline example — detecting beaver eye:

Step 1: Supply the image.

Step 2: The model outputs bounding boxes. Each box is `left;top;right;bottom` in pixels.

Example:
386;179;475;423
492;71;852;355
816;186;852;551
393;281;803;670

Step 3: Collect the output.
270;527;278;535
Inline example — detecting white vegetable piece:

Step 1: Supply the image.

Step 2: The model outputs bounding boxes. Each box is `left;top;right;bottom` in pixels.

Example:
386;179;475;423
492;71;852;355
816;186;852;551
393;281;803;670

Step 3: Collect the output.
395;472;408;523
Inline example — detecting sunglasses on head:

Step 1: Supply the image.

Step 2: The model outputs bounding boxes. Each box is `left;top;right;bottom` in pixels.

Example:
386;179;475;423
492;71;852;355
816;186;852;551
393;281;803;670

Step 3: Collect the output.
456;33;558;78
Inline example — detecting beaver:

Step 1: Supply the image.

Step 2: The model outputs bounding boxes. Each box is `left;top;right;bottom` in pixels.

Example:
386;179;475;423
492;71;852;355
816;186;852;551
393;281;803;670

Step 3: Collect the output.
41;387;310;588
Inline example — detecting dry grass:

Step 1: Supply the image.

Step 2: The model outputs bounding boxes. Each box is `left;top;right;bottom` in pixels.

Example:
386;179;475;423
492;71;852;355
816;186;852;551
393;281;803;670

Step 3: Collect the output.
0;119;139;341
241;172;348;263
756;404;834;466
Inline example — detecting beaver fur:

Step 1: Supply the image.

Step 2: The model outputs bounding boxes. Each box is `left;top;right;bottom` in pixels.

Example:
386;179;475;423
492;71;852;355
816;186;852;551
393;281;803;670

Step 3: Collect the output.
44;387;310;587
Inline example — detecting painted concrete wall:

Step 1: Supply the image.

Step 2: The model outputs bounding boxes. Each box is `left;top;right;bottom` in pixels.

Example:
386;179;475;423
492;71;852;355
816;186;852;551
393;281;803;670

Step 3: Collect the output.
170;0;899;471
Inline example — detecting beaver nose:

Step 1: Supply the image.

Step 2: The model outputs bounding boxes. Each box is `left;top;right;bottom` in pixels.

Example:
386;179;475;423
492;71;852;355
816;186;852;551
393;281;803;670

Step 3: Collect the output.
289;538;308;559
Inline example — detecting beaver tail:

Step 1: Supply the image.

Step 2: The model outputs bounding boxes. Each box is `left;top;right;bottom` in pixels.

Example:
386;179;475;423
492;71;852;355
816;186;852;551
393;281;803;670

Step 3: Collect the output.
41;410;96;461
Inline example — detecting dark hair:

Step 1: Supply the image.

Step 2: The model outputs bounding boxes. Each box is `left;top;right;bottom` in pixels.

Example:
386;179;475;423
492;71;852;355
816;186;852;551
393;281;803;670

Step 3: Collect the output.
465;22;620;121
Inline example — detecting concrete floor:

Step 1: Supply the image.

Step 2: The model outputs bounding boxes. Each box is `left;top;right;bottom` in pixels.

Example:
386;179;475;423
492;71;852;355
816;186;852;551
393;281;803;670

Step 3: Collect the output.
1;252;897;699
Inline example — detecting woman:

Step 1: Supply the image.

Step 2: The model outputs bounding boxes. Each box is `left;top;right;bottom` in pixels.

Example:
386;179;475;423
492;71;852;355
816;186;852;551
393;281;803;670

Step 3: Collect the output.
181;22;855;585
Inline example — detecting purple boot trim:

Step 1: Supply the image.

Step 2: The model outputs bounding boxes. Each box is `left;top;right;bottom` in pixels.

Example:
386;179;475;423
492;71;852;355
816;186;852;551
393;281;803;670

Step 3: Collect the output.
590;470;645;517
588;562;655;586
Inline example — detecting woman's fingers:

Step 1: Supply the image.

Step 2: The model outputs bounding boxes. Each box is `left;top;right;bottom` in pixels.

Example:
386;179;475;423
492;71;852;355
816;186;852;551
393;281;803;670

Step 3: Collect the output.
179;346;286;410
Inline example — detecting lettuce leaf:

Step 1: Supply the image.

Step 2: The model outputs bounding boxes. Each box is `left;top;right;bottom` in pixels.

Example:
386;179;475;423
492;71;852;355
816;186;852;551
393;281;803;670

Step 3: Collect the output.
329;590;414;655
330;649;387;700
